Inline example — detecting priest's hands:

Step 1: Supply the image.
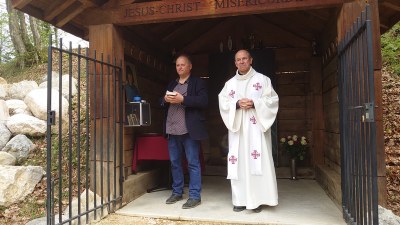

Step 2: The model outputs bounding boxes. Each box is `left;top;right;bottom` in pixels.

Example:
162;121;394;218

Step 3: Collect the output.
237;98;254;110
164;91;184;105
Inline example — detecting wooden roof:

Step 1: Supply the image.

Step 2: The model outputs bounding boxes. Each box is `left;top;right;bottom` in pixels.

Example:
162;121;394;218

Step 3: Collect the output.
11;0;400;57
379;0;400;31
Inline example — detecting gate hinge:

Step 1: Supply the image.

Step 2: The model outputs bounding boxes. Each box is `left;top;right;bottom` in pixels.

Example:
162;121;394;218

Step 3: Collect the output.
362;102;374;122
48;111;56;125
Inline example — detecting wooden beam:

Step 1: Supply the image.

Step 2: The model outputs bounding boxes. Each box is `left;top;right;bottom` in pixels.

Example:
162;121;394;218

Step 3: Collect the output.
129;25;170;53
44;0;76;21
120;27;170;61
162;21;200;42
56;2;86;27
380;23;389;30
11;0;32;9
167;19;221;50
150;23;181;36
57;9;86;27
181;17;238;53
381;0;400;12
257;12;323;42
118;0;136;6
55;1;97;27
304;9;330;21
92;0;110;6
112;0;353;26
61;22;87;40
250;15;310;47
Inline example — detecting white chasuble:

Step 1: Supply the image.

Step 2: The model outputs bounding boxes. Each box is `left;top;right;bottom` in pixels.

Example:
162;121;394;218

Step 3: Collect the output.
218;67;279;209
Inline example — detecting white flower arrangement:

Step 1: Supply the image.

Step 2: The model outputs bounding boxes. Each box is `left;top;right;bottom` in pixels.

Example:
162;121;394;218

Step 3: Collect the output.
280;135;309;160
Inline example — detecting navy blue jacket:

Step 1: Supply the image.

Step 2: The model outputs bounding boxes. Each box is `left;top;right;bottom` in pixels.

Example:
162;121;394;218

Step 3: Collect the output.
161;75;208;140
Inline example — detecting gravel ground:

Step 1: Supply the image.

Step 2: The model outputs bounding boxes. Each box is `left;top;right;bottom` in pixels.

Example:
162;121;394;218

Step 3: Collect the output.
90;214;240;225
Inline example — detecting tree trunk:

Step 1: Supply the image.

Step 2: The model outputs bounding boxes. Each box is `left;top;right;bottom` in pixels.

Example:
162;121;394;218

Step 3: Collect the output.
5;0;27;68
29;16;41;49
0;39;2;63
18;11;30;46
18;11;36;64
29;16;41;63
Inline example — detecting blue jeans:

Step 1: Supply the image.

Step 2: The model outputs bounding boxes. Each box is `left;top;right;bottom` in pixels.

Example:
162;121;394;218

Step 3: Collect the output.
168;134;201;200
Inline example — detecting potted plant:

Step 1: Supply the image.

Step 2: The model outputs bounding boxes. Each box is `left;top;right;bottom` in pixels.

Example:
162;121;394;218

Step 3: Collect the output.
280;135;309;180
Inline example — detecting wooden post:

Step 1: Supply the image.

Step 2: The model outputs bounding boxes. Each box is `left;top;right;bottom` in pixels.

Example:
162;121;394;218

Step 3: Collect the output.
369;0;386;208
88;24;125;205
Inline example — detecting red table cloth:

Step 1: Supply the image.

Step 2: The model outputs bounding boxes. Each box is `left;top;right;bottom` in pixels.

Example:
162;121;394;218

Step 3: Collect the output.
132;133;205;173
132;134;169;173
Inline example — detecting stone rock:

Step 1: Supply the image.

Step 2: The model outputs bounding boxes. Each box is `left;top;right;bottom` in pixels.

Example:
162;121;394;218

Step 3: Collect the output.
0;84;7;99
25;217;47;225
24;88;68;122
7;80;38;100
2;134;35;164
5;99;31;116
0;165;44;206
0;123;12;150
6;114;46;137
39;74;78;98
0;152;16;166
63;189;109;225
0;77;6;85
40;71;59;83
0;100;9;124
379;205;400;225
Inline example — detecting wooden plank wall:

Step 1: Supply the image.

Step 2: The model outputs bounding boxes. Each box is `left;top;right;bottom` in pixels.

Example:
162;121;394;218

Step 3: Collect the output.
122;51;170;178
317;48;343;208
322;56;340;174
275;48;313;167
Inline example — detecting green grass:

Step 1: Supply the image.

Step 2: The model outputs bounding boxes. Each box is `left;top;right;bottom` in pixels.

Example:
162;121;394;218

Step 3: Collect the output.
0;62;48;84
19;197;46;219
381;22;400;76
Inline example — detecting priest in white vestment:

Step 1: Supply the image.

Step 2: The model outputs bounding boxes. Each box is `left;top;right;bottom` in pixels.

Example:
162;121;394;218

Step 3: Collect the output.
218;50;279;213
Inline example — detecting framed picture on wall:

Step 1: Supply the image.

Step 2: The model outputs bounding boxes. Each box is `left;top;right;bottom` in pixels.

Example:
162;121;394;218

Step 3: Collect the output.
125;62;140;102
126;62;139;90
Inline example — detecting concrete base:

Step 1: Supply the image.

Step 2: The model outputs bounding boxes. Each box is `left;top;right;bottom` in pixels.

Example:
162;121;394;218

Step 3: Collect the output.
315;164;342;209
122;166;316;208
118;175;346;225
122;170;160;205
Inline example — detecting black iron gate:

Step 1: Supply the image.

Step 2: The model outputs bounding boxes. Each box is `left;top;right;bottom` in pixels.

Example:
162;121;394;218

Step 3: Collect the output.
338;5;378;225
46;38;123;225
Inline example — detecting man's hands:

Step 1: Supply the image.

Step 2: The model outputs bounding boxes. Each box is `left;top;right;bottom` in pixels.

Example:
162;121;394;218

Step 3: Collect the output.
164;91;184;104
237;98;254;110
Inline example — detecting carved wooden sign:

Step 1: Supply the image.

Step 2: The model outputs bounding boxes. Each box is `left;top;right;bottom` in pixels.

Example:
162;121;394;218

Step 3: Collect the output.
114;0;352;25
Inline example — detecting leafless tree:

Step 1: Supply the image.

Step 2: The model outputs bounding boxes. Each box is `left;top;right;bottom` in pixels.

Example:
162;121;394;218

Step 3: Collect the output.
17;10;30;46
29;16;41;63
6;0;27;67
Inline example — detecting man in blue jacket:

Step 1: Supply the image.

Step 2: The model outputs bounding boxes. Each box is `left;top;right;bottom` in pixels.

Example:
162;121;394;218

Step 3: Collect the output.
161;53;208;209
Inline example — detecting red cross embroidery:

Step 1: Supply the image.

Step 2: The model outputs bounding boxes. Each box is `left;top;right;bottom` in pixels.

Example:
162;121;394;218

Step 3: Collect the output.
253;82;262;91
229;90;235;98
229;155;238;164
250;116;257;124
251;150;260;159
